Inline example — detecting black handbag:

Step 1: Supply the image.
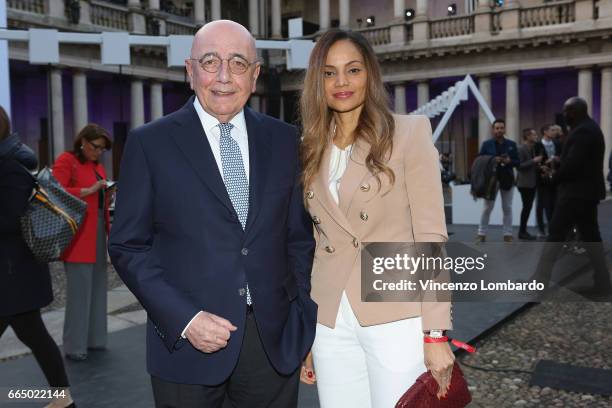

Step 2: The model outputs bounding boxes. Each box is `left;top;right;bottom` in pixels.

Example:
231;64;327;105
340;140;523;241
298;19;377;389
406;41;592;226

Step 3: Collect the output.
19;167;88;262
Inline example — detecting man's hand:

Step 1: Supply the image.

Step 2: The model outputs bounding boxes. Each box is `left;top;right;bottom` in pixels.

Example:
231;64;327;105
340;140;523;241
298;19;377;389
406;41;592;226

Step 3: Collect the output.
185;311;237;353
533;155;543;164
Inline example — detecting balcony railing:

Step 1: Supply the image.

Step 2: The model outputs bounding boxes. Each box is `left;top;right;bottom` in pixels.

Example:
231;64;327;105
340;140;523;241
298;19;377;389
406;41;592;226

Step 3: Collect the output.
5;0;596;49
166;19;197;36
91;0;129;31
358;26;391;46
520;0;575;28
7;0;44;14
430;15;474;39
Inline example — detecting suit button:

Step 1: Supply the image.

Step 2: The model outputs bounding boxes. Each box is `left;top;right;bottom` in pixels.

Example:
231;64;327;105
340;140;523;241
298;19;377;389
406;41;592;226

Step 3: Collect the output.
312;215;321;224
325;245;335;253
241;248;249;256
360;211;368;221
238;288;246;296
360;183;371;192
353;238;359;248
306;190;314;199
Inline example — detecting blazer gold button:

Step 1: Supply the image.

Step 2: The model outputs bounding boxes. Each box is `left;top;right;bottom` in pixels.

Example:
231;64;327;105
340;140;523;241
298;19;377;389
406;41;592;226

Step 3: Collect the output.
306;190;314;199
325;245;335;253
312;216;321;224
360;183;370;192
353;238;359;248
360;211;368;221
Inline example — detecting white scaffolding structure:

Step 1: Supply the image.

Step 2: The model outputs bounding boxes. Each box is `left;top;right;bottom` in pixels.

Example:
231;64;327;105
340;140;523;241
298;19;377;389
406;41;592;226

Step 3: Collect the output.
411;74;495;143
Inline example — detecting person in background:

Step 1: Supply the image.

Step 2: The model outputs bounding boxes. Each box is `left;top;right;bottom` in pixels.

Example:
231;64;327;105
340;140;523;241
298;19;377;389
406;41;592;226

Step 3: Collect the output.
52;124;112;362
533;97;612;297
534;124;561;239
0;106;75;408
477;119;520;242
516;128;541;240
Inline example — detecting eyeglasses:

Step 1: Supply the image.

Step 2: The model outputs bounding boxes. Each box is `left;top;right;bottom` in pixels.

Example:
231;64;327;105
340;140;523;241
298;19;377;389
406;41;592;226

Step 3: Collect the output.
87;140;107;152
189;54;259;75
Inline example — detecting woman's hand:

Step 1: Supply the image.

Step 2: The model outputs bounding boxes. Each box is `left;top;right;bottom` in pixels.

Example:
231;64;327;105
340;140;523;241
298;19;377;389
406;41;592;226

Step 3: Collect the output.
81;180;107;197
424;341;455;399
299;351;316;385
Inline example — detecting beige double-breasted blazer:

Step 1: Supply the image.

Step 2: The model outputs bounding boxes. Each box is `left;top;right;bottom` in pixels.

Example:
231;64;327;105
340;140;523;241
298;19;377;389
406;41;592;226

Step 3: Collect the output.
305;114;452;331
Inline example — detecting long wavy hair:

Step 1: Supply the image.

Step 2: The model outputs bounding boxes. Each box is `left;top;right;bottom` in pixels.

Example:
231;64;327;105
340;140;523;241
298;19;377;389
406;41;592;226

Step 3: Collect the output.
299;29;395;195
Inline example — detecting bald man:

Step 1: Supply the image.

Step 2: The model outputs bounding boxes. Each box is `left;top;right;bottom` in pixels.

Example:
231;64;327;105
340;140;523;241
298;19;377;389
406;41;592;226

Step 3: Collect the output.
109;20;316;407
532;97;611;297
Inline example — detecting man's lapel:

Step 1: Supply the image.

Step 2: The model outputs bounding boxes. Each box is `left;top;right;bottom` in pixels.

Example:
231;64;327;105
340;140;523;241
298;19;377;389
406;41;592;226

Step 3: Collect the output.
169;96;235;215
243;107;269;234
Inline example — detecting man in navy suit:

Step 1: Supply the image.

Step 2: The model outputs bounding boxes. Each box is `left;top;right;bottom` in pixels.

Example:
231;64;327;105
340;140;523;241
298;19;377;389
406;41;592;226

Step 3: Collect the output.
109;20;317;407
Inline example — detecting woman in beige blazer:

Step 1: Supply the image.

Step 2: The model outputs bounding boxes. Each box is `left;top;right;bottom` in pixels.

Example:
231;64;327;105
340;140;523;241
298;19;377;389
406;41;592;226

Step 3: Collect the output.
298;30;454;407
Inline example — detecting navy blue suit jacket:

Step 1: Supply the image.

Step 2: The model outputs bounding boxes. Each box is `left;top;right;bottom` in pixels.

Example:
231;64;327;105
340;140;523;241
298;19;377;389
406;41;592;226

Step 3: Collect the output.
109;97;317;385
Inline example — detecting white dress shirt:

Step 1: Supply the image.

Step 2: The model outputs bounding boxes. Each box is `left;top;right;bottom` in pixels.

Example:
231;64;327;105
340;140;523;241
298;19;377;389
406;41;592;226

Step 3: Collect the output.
193;96;250;178
181;98;251;339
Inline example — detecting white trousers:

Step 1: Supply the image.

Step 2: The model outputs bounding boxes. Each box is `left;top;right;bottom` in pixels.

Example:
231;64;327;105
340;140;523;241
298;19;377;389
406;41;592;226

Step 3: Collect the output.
312;292;426;408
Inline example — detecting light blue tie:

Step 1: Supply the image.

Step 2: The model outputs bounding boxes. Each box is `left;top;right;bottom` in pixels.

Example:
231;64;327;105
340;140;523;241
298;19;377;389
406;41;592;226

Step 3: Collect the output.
219;122;252;305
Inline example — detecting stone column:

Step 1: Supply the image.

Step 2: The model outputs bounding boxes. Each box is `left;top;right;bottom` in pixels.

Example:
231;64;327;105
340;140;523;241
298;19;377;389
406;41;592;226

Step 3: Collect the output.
394;83;407;114
478;75;492;148
474;0;492;35
417;80;429;108
148;0;159;10
505;72;520;143
413;0;429;41
391;0;407;44
128;0;146;34
131;79;144;130
73;70;88;134
601;66;612;181
249;0;260;37
501;0;520;30
394;0;404;18
50;68;65;160
578;67;593;115
211;0;221;21
194;0;205;23
319;0;330;31
150;82;163;121
339;0;350;29
271;0;281;38
599;0;612;20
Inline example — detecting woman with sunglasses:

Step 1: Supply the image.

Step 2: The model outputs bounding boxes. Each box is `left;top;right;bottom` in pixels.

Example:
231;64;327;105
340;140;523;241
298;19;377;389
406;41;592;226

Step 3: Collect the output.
52;124;112;362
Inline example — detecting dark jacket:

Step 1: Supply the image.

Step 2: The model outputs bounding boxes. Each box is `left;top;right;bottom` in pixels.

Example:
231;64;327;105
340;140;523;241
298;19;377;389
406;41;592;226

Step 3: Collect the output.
109;99;316;385
479;138;519;189
0;136;53;317
517;143;537;189
553;117;606;202
534;138;561;187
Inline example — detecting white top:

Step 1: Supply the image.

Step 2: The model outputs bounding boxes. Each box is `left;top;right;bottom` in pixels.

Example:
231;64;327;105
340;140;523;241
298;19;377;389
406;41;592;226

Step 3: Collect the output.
193;97;250;178
541;138;555;159
328;143;353;205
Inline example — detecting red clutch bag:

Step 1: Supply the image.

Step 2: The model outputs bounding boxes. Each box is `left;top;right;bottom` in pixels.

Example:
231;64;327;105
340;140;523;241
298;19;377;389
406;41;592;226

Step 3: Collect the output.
395;362;471;408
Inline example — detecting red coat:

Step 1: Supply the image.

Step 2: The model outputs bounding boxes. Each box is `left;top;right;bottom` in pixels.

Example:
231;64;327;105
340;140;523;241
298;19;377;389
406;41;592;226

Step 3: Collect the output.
52;152;111;263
